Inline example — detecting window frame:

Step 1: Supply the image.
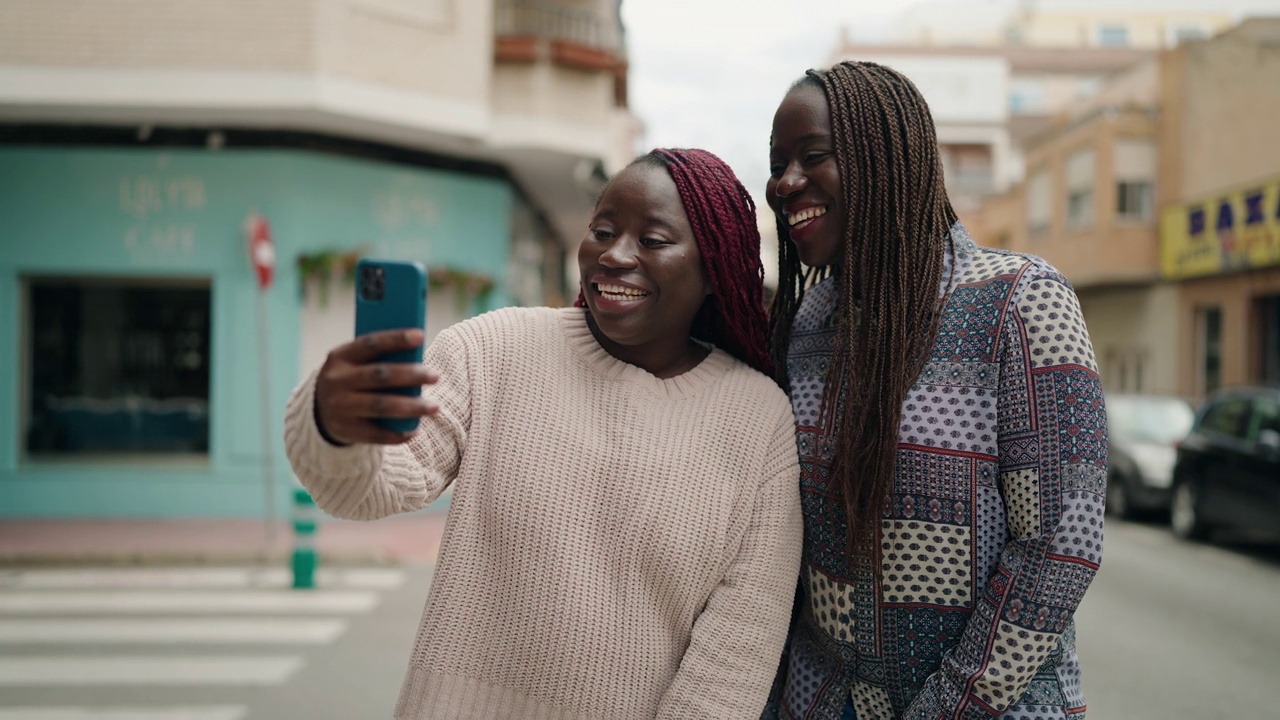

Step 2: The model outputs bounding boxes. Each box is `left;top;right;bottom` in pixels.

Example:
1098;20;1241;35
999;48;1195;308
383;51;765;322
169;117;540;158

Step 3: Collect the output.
1116;180;1154;223
1097;23;1131;48
1026;167;1053;241
20;274;214;467
1065;147;1096;231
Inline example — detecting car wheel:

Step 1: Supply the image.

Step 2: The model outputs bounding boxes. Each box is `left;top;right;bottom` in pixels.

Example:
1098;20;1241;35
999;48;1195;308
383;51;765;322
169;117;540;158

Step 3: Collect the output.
1170;478;1210;541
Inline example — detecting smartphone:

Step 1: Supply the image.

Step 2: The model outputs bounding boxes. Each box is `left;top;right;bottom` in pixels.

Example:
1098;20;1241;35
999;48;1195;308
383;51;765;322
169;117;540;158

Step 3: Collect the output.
354;259;428;433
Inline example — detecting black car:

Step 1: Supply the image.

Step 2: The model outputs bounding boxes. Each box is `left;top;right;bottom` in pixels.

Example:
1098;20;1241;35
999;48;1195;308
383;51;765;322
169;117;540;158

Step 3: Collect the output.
1170;386;1280;541
1105;394;1196;519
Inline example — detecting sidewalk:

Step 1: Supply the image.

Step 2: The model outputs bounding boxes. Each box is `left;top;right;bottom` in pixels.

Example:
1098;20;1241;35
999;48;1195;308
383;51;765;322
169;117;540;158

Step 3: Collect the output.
0;512;449;567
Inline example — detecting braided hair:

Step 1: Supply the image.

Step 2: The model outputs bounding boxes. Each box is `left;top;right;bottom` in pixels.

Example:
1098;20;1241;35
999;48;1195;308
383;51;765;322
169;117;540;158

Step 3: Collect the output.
578;148;773;377
768;62;958;560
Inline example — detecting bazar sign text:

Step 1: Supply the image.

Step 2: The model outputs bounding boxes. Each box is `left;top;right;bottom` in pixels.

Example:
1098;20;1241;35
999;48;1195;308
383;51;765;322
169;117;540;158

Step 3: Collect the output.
1161;174;1280;279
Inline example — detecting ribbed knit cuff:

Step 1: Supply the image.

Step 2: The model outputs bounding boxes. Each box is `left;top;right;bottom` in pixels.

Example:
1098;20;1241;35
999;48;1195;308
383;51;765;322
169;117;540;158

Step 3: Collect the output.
311;387;349;448
283;371;384;514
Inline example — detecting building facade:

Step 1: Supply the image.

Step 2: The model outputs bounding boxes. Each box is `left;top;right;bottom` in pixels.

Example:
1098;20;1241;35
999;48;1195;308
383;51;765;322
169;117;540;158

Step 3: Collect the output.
888;0;1261;50
829;36;1150;218
837;0;1274;220
1158;19;1280;398
0;0;636;518
968;17;1280;401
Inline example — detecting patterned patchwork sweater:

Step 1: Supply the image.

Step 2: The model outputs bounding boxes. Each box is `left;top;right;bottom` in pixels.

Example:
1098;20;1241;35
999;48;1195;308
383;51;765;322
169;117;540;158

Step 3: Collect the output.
768;226;1107;720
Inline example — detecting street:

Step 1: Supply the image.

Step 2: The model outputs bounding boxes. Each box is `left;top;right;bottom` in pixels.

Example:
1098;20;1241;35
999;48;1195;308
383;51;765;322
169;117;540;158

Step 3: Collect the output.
0;565;434;719
1077;519;1280;720
2;522;1279;720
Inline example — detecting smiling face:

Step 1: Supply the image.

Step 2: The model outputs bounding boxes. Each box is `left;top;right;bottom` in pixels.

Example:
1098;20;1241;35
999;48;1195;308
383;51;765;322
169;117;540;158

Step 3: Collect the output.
577;161;711;368
767;81;846;269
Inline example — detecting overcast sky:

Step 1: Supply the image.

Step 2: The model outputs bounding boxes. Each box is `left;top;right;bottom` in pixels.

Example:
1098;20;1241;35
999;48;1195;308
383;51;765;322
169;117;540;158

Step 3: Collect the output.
619;0;968;199
619;0;1280;200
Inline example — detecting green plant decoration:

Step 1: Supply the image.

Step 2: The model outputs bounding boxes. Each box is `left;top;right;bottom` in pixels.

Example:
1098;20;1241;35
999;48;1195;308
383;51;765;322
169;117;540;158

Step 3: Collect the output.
428;266;496;311
297;249;495;311
296;249;364;306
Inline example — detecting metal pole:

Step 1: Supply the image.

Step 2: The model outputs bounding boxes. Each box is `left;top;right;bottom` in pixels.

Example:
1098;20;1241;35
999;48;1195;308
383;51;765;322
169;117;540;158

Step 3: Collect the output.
256;286;277;549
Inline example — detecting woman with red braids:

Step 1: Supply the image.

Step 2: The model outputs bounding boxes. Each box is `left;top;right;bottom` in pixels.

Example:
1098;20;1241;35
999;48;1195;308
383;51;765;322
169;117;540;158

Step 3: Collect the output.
284;148;802;719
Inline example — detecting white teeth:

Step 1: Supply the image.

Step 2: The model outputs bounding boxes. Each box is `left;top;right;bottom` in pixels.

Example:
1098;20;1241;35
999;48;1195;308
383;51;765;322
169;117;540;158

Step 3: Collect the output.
597;283;648;298
788;206;827;226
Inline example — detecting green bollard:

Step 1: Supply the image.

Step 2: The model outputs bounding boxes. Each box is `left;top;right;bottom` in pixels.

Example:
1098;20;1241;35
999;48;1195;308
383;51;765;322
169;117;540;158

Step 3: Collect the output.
292;488;319;589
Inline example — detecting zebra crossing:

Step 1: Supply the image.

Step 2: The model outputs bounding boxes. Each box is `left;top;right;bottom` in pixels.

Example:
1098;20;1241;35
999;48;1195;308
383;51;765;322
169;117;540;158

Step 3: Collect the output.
0;566;406;720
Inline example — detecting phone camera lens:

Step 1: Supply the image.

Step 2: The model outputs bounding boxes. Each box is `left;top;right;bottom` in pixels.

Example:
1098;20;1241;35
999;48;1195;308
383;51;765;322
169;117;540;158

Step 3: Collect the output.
360;264;387;301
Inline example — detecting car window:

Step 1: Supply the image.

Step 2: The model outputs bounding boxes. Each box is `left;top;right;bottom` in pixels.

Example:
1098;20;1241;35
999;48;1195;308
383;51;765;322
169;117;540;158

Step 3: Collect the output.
1198;397;1252;439
1248;397;1280;441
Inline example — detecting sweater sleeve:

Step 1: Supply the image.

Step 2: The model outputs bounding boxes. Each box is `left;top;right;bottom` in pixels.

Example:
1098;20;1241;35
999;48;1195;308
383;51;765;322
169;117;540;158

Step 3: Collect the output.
282;326;473;521
656;405;803;719
904;267;1107;719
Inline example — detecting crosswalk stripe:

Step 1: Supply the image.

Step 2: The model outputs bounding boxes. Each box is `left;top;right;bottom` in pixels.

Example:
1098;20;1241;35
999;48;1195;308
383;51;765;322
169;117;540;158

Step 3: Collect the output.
0;618;347;644
0;568;404;591
0;591;379;614
0;707;247;720
0;657;303;686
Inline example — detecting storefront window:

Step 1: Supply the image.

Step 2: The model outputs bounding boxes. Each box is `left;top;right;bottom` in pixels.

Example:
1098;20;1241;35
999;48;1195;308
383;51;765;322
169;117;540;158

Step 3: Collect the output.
1198;306;1222;397
24;278;211;458
1258;295;1280;386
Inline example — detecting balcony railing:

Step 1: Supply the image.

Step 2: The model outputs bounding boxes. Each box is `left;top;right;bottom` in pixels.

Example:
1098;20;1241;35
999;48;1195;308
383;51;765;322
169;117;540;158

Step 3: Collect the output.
494;1;617;53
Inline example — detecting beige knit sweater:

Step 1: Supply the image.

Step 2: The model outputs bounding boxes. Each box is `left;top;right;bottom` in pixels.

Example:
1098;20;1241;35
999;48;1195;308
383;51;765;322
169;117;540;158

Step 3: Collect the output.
283;307;803;720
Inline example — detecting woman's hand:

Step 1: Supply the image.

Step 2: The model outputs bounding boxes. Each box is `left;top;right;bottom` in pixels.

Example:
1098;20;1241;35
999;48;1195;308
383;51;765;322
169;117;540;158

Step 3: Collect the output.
313;329;440;446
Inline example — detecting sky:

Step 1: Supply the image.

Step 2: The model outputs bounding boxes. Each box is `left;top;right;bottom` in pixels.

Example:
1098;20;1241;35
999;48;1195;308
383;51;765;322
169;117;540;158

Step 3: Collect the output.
618;0;983;278
619;0;1280;200
619;0;973;200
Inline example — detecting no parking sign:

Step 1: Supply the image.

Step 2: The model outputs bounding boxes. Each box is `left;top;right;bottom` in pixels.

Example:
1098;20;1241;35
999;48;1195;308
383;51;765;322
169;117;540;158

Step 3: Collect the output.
245;214;276;290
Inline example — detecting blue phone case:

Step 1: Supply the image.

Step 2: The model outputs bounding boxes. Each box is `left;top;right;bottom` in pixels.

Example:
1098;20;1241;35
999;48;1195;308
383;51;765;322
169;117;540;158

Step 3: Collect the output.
354;259;427;433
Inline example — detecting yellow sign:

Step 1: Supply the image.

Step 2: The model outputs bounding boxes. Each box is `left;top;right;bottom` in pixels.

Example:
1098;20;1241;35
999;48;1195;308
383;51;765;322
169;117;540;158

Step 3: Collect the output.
1161;175;1280;280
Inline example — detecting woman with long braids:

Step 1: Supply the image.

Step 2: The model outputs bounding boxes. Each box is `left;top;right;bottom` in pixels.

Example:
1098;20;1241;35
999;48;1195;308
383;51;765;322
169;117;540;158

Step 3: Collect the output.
285;148;802;719
762;62;1107;719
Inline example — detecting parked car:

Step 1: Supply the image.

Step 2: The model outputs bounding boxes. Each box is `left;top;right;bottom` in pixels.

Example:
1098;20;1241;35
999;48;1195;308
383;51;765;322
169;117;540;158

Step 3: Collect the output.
1105;394;1196;519
1170;386;1280;541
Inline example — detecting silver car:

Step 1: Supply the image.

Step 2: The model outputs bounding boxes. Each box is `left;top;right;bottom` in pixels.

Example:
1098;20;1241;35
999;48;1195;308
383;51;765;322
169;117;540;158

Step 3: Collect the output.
1105;394;1196;519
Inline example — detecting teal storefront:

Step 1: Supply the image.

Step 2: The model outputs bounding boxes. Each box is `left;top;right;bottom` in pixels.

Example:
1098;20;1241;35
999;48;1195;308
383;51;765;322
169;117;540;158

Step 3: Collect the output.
0;146;513;518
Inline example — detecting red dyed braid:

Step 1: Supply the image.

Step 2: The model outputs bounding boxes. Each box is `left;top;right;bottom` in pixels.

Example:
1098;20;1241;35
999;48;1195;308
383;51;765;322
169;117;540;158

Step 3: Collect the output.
654;148;772;377
577;148;772;377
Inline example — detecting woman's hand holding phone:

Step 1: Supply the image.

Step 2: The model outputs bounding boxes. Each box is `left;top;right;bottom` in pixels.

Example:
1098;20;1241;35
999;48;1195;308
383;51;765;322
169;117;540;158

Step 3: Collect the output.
313;329;440;446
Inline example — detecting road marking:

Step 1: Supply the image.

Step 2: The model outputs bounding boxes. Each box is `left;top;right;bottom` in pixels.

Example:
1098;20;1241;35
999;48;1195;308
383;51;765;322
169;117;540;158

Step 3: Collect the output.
0;707;247;720
0;618;347;644
0;657;302;686
0;591;379;614
0;567;404;591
